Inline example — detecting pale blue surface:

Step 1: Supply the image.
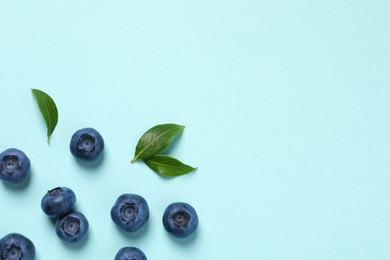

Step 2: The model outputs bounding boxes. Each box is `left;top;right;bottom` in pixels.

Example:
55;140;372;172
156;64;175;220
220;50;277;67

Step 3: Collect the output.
1;1;390;259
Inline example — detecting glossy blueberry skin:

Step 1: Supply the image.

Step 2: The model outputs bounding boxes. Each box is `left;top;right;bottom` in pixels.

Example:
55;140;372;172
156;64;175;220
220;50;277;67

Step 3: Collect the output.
0;148;31;184
55;211;89;243
162;202;199;238
111;194;149;232
115;247;147;260
0;233;35;260
70;128;104;162
41;187;76;218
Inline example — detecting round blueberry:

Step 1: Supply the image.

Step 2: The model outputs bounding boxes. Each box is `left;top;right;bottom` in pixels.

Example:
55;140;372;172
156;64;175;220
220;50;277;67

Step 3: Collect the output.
0;148;31;184
162;202;199;238
115;246;147;260
55;211;89;243
111;194;149;233
41;187;76;218
70;128;104;162
0;233;35;260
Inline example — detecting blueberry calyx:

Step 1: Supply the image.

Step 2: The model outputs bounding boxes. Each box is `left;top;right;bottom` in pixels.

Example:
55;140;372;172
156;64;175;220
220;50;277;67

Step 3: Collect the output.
61;216;80;236
77;134;96;152
2;244;22;259
121;203;138;221
47;187;62;196
1;155;20;174
172;211;190;227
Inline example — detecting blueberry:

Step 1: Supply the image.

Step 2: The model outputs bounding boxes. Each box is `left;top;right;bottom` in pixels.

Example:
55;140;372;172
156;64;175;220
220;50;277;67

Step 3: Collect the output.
55;211;89;243
115;247;147;260
111;194;149;232
0;233;35;260
162;202;198;238
41;187;76;218
0;148;31;184
70;128;104;162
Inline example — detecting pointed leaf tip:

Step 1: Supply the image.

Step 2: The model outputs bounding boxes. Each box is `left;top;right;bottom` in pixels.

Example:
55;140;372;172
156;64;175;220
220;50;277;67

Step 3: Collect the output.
143;155;196;177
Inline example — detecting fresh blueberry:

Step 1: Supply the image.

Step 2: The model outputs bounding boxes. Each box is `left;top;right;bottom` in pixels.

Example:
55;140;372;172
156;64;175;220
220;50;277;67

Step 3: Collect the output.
162;202;199;238
0;148;31;184
0;233;35;260
111;194;149;233
115;246;147;260
70;128;104;162
41;187;76;218
55;211;89;243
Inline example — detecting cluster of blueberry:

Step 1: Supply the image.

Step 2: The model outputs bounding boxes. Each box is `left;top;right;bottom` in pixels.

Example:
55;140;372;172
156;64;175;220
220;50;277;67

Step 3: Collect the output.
0;127;198;260
41;187;88;243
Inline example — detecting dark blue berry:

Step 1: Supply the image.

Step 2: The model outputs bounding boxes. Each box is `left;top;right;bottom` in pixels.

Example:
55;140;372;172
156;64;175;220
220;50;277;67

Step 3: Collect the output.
115;247;147;260
162;202;198;238
70;128;104;162
111;194;149;232
0;148;31;184
0;233;35;260
55;211;89;243
41;187;76;218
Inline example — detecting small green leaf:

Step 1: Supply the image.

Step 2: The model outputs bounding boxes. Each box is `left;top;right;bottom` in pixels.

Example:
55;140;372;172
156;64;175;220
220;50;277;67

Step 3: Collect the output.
31;89;58;144
143;155;196;176
131;124;184;162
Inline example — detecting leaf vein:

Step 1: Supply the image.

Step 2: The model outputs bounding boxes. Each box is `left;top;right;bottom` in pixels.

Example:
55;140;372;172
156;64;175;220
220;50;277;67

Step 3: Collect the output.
134;127;178;161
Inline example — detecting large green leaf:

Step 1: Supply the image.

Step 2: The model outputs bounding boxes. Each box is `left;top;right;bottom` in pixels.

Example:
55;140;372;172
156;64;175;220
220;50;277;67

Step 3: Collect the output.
131;124;184;162
143;155;196;176
31;89;58;144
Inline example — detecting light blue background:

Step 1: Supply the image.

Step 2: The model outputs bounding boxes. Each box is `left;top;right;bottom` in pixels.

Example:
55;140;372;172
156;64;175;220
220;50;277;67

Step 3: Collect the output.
1;0;390;259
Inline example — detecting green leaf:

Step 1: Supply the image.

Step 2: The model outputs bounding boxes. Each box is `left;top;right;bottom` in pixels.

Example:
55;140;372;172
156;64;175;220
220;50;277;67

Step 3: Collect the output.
131;124;184;162
31;89;58;144
143;155;196;176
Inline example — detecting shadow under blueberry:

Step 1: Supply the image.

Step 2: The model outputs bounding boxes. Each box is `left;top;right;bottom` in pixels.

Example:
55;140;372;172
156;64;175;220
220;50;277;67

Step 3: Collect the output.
166;226;200;248
2;168;33;190
74;153;105;171
62;232;89;249
33;252;42;260
114;220;150;240
46;216;57;226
